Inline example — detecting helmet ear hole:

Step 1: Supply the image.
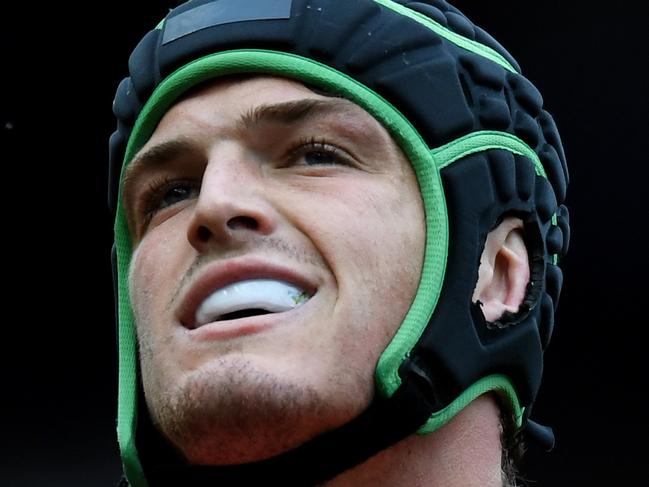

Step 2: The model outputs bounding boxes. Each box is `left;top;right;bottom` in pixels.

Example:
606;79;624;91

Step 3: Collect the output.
522;214;546;316
486;211;545;330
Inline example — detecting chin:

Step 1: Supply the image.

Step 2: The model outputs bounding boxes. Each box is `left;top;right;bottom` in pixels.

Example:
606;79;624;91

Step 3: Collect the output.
146;355;363;465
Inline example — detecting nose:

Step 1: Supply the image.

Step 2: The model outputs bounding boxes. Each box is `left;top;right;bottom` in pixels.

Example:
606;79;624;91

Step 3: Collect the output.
186;147;277;252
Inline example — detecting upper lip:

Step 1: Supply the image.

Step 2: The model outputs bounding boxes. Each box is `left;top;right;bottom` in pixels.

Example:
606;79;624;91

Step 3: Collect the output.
175;256;317;329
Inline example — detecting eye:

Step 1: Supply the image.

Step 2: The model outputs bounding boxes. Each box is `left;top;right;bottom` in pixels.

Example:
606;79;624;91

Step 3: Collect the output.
160;183;194;207
143;177;200;221
288;137;352;167
304;147;339;166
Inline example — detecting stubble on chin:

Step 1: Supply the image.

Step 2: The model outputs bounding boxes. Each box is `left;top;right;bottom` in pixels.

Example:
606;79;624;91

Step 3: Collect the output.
143;356;340;465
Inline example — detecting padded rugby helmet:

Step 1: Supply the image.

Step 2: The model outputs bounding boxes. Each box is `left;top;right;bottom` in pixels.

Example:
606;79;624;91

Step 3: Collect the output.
109;1;570;485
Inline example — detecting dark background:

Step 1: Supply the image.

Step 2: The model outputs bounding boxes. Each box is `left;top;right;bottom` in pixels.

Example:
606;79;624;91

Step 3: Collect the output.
2;1;646;485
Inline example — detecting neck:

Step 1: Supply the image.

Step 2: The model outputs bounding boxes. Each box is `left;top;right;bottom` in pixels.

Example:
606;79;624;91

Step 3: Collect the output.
322;395;504;487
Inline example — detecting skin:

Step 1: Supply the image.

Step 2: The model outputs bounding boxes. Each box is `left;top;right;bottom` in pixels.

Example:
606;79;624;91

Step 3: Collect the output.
473;218;529;322
123;76;529;485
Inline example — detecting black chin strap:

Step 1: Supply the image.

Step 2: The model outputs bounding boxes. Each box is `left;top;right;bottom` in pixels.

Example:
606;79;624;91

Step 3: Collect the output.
142;379;432;486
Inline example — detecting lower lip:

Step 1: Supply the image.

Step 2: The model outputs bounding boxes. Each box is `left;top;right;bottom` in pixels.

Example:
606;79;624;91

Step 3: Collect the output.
186;302;309;341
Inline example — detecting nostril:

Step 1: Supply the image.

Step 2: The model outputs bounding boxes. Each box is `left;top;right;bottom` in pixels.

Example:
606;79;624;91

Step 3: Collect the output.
197;225;212;242
227;216;259;231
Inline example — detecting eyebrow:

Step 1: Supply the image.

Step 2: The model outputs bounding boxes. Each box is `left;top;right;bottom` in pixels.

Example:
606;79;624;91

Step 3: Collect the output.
238;97;357;128
122;138;197;198
122;97;362;191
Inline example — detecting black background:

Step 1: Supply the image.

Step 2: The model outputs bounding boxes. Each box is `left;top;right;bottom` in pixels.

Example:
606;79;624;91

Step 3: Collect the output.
2;1;646;485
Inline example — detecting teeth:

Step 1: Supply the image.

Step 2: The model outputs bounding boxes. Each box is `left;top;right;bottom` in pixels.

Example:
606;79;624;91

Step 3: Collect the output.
195;279;309;327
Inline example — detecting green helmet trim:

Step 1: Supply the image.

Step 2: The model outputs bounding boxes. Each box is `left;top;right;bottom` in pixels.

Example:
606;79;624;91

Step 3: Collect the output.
114;49;539;481
431;130;559;264
115;245;143;480
433;130;546;176
372;0;518;74
417;374;523;434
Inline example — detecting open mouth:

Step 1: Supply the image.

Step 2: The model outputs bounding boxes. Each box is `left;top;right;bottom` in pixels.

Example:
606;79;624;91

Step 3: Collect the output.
219;308;273;321
194;279;311;328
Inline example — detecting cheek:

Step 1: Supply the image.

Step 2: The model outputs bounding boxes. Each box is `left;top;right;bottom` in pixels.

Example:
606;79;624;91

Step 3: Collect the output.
330;183;424;288
355;190;424;326
303;178;425;342
128;230;187;331
128;244;162;342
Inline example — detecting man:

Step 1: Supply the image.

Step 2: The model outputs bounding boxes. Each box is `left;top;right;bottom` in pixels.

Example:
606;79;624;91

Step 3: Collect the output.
109;1;570;485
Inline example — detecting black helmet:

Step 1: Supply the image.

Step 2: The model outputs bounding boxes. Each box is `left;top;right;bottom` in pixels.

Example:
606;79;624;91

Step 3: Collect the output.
109;1;569;484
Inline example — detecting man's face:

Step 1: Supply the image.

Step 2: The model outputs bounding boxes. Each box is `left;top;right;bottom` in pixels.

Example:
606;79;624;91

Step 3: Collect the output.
124;76;425;464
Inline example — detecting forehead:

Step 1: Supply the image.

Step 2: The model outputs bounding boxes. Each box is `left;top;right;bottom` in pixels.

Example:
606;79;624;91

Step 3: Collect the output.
178;75;322;107
146;75;387;144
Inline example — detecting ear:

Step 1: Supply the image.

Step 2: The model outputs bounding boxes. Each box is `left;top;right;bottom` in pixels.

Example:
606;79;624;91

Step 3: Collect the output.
472;216;530;323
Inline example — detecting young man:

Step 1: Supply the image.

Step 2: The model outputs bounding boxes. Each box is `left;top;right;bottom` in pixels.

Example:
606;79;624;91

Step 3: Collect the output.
109;1;569;485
